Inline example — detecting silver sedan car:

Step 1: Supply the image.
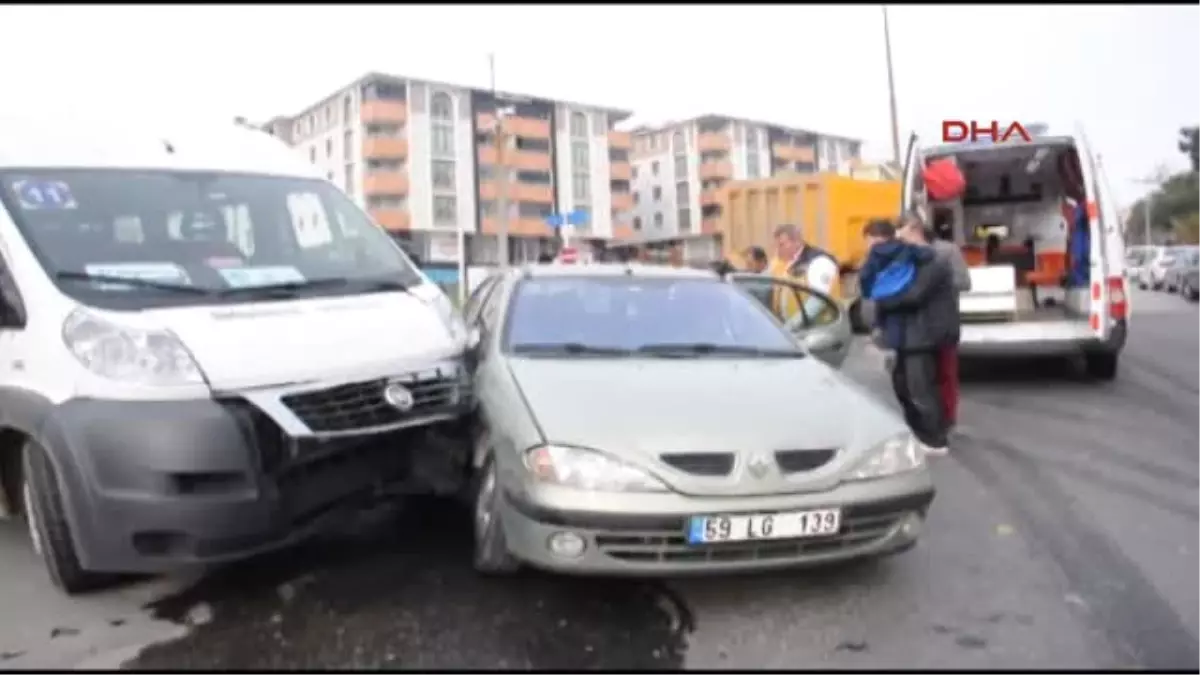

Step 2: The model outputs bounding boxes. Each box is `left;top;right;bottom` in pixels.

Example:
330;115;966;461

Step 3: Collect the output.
462;263;934;576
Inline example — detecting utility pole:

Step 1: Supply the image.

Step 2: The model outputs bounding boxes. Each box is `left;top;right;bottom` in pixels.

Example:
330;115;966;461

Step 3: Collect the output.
489;53;512;270
1133;176;1160;245
882;5;902;166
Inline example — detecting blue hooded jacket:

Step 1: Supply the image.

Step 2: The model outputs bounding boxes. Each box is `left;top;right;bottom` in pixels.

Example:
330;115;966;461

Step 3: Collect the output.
860;239;936;350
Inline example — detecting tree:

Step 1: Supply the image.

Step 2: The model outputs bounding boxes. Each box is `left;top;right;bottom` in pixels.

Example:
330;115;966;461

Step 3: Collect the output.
1179;126;1199;173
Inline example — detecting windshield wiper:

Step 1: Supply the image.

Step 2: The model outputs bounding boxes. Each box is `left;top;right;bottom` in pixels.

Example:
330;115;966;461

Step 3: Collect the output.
217;276;411;298
635;343;805;358
510;342;633;356
56;271;214;295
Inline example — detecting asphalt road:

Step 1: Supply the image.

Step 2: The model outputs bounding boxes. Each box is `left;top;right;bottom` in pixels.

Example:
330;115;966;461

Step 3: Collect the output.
1;288;1196;670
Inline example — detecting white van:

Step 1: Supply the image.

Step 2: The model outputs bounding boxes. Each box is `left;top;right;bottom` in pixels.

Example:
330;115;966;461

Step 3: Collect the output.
0;116;475;593
900;127;1128;380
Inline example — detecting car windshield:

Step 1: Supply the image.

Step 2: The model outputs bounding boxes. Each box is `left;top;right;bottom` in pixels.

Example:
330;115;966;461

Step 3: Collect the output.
503;275;802;356
0;169;424;309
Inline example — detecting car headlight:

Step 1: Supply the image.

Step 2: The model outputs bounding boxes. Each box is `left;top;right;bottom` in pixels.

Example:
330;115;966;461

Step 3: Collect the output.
524;444;669;492
845;432;925;481
62;309;206;386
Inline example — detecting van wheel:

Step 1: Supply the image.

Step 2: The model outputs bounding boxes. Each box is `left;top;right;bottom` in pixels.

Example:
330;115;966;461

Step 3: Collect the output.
21;441;112;595
471;455;520;575
1084;352;1119;381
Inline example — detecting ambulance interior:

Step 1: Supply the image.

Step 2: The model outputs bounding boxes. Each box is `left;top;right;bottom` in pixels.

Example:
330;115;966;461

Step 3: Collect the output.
920;139;1093;324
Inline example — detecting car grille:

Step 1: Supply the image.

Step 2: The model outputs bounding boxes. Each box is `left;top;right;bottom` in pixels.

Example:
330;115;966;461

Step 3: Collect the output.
774;449;837;473
281;372;466;433
594;504;907;565
659;452;735;476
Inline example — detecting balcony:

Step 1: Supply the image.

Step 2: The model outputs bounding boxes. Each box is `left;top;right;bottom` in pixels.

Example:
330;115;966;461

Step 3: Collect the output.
481;217;550;237
611;192;634;211
478;181;554;203
771;144;816;163
696;132;732;152
362;137;408;159
608;130;632;149
477;146;552;171
698;160;733;180
370;208;410;231
361;100;407;124
363;172;409;195
700;217;721;234
477;113;551;138
701;189;721;206
612;224;635;240
609;162;632;181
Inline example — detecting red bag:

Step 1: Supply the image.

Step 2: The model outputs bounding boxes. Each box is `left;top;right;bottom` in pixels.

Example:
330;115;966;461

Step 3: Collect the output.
922;158;966;201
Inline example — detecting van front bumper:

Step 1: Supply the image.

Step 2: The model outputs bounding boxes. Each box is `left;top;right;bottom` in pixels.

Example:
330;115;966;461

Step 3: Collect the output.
39;394;471;574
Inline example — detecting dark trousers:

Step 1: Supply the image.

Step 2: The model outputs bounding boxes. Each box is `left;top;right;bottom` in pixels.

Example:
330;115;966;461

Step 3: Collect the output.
891;350;948;448
936;344;960;426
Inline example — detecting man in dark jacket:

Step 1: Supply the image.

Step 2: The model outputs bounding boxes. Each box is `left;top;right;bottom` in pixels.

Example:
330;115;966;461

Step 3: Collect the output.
863;220;958;455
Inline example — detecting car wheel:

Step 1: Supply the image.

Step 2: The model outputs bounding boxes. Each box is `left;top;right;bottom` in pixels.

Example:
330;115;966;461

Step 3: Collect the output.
1083;352;1119;381
471;455;520;575
21;440;113;595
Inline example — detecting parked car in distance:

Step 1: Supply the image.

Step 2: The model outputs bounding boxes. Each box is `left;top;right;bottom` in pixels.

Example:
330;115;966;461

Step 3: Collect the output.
1138;247;1176;291
1161;243;1200;291
1125;246;1152;280
461;263;934;577
1176;248;1200;297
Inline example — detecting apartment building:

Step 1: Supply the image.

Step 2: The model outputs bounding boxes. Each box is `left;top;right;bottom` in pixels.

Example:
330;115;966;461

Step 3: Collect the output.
628;115;862;238
265;72;635;266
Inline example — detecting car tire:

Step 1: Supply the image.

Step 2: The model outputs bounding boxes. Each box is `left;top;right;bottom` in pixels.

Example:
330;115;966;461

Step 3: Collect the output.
1083;352;1119;381
471;455;520;576
21;440;113;595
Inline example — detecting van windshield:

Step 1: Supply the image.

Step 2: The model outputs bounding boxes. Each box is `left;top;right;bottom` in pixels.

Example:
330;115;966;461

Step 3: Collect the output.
0;169;424;309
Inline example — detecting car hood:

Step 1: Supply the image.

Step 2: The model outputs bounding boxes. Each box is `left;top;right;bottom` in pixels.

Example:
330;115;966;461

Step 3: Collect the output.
505;356;908;495
142;287;462;390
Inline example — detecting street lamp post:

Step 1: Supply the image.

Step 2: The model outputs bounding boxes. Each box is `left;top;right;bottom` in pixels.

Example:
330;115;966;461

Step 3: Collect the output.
882;5;902;166
1133;177;1158;246
488;53;514;270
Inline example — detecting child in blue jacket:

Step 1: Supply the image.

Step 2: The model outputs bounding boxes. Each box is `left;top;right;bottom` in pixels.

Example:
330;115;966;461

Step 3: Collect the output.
860;219;936;351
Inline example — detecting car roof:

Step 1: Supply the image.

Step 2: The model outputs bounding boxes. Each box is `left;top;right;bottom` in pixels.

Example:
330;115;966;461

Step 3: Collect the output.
519;263;719;281
0;112;321;179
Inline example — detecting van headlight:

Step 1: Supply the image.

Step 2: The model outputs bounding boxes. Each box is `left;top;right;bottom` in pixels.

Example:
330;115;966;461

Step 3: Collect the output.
62;309;206;386
845;432;925;481
524;444;669;492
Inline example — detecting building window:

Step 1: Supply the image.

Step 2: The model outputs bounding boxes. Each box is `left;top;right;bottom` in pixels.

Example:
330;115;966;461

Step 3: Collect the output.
432;160;456;190
571;142;589;171
674;155;687;179
433;195;457;226
633;216;643;230
652;186;662;202
344;163;355;196
570;112;587;138
309;147;316;163
678;208;692;233
672;131;685;153
572;173;591;203
518;202;552;219
653;212;663;228
432;127;455;158
675;182;689;204
343;95;353;123
633;191;640;205
747;151;761;179
431;92;453;121
343;130;353;158
326;139;333;158
632;166;638;179
651;161;660;176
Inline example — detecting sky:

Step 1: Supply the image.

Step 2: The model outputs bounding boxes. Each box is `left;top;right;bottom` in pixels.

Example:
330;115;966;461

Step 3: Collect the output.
1;3;1195;208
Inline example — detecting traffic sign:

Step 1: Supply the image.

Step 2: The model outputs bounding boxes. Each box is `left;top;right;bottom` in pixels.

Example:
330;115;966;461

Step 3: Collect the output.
558;246;578;264
544;213;565;228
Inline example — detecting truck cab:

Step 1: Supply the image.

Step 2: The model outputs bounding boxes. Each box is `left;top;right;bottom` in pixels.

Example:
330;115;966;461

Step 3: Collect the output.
900;126;1128;379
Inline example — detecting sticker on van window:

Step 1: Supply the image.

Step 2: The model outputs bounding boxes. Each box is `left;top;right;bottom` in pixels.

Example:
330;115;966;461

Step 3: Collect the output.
84;263;191;290
11;179;78;210
217;266;305;288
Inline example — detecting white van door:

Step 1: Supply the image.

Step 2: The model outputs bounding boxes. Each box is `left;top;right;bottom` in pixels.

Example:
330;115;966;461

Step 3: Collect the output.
1072;125;1124;338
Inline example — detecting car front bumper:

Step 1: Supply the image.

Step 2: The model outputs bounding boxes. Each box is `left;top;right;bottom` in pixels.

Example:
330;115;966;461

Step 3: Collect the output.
497;468;934;575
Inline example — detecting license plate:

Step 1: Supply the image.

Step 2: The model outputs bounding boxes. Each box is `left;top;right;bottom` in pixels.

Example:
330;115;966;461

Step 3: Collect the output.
687;508;841;544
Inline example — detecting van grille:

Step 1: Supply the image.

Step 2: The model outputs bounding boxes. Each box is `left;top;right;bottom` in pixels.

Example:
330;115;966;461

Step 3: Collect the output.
281;373;465;433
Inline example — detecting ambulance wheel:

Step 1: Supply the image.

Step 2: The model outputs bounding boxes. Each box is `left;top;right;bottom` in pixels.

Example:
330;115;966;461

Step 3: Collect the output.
1084;352;1119;381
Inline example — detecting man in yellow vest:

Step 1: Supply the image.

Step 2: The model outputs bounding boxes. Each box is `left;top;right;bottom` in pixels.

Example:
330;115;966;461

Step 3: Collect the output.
768;224;841;325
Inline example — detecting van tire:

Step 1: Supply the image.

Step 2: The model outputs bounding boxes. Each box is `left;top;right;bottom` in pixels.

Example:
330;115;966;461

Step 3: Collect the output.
471;455;520;576
21;441;112;595
1084;352;1119;381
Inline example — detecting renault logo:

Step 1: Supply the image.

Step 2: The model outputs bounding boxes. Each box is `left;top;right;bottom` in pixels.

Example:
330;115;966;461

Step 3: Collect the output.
747;453;772;479
382;381;416;412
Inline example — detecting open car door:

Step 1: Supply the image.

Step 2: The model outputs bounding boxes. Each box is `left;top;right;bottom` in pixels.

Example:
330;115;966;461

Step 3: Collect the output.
728;273;852;368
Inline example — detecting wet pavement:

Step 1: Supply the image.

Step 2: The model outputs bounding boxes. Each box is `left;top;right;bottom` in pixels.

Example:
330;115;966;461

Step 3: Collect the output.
0;288;1196;670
